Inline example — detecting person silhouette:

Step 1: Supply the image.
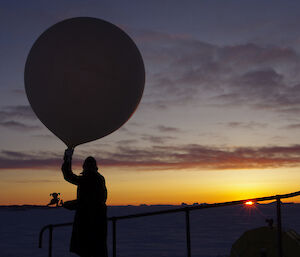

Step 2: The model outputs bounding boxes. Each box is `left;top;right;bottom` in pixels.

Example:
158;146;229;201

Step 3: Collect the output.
62;148;108;257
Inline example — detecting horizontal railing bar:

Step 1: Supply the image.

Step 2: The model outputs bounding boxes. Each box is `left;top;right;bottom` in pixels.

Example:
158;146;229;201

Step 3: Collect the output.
39;190;300;249
107;190;300;220
42;190;300;227
51;222;73;228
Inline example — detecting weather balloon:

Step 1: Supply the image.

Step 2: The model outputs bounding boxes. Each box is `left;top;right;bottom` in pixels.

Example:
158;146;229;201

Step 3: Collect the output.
24;17;145;147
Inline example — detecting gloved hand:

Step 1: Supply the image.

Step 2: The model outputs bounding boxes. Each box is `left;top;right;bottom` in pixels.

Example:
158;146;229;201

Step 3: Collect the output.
64;148;74;162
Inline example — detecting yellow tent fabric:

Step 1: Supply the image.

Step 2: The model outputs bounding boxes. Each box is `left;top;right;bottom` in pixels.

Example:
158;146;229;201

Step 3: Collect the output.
230;226;300;257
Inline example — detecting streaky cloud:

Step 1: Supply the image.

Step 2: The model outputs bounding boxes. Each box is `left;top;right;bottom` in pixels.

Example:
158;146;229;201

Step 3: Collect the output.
282;123;300;130
0;120;40;131
156;125;182;133
1;144;300;170
135;29;300;116
220;121;268;130
0;105;36;120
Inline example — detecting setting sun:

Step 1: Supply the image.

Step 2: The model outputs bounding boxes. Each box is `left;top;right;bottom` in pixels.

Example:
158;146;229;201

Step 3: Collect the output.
244;201;254;206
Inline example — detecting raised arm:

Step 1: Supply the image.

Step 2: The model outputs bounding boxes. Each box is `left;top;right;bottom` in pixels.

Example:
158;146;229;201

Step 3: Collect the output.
61;148;79;185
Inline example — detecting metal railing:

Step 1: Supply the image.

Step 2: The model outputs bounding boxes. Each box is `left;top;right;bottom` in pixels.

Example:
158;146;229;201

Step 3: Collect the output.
39;190;300;257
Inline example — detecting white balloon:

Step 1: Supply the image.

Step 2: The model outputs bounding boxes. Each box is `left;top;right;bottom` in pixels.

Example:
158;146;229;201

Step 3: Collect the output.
25;17;145;147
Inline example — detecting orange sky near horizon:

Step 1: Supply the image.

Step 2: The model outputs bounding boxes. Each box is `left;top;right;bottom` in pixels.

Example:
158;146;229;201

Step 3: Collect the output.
1;166;300;206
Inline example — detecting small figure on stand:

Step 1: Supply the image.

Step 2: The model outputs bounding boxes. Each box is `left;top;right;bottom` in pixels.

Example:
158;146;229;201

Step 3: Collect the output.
47;192;62;207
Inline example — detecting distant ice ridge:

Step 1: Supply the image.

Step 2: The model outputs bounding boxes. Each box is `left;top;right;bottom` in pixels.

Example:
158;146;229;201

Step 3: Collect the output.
0;204;299;257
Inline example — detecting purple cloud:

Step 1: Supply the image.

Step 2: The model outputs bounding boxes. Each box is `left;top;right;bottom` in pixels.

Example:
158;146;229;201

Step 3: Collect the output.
0;121;40;131
1;144;300;170
0;105;36;120
283;123;300;130
0;105;40;131
156;125;182;133
140;134;175;144
135;29;300;115
221;121;268;130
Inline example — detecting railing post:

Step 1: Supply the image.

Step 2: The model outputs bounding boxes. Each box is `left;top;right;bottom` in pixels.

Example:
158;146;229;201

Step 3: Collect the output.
185;209;191;257
48;225;53;257
112;217;117;257
276;197;283;257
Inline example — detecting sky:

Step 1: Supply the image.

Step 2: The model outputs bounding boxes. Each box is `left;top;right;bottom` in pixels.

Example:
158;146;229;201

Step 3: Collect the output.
1;0;300;205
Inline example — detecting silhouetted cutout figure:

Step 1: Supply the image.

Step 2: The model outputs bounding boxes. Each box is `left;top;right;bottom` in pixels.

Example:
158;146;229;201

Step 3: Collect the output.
47;192;61;207
62;148;108;257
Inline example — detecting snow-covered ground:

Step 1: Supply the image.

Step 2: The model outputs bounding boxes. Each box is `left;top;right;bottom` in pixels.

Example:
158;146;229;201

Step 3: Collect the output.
1;203;300;257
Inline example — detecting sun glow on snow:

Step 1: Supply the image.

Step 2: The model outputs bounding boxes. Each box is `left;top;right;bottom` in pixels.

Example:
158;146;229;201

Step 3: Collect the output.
244;200;254;206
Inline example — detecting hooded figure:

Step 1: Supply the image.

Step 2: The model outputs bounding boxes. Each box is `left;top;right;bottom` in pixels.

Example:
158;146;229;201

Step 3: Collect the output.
62;148;108;257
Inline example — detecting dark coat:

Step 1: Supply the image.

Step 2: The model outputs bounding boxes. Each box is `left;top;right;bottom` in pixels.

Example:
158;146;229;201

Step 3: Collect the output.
62;161;108;257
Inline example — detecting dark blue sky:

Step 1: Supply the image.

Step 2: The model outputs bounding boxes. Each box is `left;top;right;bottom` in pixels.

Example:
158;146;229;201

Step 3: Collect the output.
1;1;300;204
